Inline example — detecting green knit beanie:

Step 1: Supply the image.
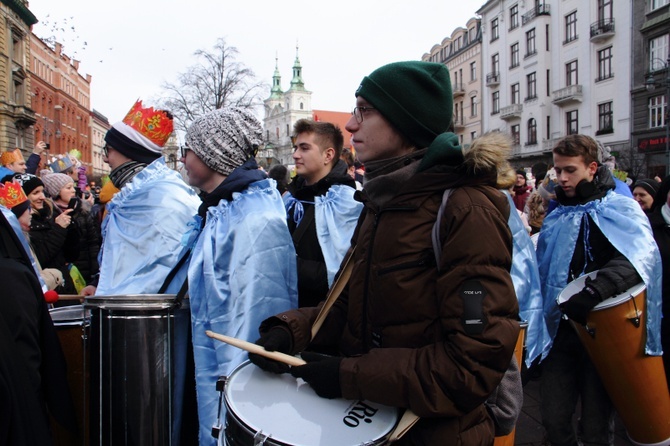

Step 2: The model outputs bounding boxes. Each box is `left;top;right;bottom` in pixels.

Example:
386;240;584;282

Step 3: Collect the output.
355;61;453;149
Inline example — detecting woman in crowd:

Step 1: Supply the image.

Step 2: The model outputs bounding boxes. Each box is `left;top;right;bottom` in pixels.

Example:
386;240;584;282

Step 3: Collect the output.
632;178;660;214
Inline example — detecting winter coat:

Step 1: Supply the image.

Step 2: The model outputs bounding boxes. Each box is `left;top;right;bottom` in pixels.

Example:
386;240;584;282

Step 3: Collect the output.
285;160;362;306
56;200;100;284
29;202;80;295
261;133;519;444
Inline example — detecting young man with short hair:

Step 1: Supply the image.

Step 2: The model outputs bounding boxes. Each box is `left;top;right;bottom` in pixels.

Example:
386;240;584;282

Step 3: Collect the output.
251;61;519;444
537;134;662;446
284;119;362;307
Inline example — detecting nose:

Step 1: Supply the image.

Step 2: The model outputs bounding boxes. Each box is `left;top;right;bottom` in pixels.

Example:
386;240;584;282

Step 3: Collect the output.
345;114;359;133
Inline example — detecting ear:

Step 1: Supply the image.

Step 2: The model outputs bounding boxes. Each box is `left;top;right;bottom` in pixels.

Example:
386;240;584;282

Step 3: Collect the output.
588;161;598;176
323;147;336;164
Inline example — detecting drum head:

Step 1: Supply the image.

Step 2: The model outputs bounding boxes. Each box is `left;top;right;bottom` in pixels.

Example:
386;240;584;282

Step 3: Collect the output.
557;271;646;311
225;361;399;446
49;305;89;325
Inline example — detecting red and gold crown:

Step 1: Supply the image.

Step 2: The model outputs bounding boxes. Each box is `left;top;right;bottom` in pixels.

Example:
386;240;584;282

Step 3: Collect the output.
0;181;28;209
0;148;24;166
122;100;174;148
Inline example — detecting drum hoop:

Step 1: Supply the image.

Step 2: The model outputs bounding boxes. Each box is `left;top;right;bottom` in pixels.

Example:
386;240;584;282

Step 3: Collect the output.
49;305;90;324
224;361;397;446
83;294;188;311
592;282;646;311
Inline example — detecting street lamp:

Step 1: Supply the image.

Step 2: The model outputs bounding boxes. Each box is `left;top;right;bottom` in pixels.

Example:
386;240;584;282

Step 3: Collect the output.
645;56;670;176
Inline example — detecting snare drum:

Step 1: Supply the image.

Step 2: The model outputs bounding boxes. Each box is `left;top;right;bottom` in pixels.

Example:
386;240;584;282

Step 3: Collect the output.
558;273;670;446
49;305;90;446
224;361;400;446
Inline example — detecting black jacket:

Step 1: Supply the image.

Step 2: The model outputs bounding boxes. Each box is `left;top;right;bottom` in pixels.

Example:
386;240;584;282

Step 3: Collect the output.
287;160;356;307
57;201;100;284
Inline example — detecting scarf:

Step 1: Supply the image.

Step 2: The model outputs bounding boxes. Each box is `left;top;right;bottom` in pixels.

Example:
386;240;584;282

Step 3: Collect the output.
109;161;147;189
363;149;426;207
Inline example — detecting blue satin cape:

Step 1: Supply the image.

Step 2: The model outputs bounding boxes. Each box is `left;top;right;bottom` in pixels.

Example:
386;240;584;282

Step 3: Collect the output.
185;178;298;446
537;191;663;355
96;158;200;295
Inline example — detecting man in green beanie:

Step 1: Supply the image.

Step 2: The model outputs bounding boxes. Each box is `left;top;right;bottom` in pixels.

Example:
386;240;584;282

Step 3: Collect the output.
250;61;520;445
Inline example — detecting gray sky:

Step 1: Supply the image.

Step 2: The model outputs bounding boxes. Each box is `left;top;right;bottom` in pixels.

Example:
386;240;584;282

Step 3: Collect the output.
29;0;477;127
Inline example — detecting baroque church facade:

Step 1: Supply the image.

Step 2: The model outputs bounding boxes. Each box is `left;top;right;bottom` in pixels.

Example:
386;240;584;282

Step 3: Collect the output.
261;48;312;167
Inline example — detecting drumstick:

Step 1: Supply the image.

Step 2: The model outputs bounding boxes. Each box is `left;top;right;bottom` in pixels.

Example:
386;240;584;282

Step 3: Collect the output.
57;294;86;301
206;330;306;366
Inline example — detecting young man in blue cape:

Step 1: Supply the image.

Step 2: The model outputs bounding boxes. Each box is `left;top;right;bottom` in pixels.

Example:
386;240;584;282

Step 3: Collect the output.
536;134;662;446
180;107;298;445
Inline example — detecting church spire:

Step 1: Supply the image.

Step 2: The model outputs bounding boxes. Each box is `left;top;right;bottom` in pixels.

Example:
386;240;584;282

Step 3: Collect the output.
270;52;283;99
289;42;305;91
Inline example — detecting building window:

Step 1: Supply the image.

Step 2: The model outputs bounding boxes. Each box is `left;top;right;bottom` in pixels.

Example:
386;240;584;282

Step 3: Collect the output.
546;69;551;96
510;4;519;30
649;95;667;128
491;18;499;41
492;91;500;114
470;61;477;81
10;29;24;63
471;131;477;141
598;0;613;21
546;116;551;140
527;118;537;145
511;83;521;104
492;53;500;74
526;72;537;100
597;47;613;81
650;0;670;11
511;124;520;145
597;102;613;134
567;110;579;135
470;96;478;117
649;35;669;72
565;11;578;44
511;43;520;68
526;29;537;58
566;60;578;86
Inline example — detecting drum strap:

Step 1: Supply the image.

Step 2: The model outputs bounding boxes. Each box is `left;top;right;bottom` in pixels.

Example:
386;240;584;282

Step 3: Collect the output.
157;248;191;307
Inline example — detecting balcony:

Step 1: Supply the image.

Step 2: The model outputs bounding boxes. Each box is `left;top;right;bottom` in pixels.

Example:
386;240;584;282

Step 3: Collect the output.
486;72;500;86
500;103;523;120
522;3;551;25
453;83;465;98
590;18;615;42
552;85;583;105
453;119;465;132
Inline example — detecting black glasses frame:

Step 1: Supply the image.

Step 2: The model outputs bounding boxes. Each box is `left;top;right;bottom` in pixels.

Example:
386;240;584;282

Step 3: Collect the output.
352;106;376;123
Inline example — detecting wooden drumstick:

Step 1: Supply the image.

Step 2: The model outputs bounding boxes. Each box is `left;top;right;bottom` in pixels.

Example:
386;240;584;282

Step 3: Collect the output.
205;330;306;367
57;294;86;301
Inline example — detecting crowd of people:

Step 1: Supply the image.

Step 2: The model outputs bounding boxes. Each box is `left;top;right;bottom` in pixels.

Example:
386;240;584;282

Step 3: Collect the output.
0;60;668;446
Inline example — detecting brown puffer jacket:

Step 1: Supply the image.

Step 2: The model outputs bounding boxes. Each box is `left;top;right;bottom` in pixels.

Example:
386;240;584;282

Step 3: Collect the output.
263;133;520;445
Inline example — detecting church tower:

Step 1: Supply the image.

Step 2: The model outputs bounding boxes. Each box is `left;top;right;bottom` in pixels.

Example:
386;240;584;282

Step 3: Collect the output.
262;44;312;167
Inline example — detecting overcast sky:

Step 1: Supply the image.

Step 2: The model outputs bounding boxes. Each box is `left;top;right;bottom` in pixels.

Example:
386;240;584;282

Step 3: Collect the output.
29;0;477;129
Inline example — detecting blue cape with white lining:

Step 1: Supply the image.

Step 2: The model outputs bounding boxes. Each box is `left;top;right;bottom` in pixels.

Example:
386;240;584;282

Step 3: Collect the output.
505;193;551;366
537;190;663;355
185;178;298;446
283;184;362;285
97;158;200;295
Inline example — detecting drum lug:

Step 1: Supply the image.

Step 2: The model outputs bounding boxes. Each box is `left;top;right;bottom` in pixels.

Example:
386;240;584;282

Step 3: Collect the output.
627;314;641;328
253;430;269;445
585;324;596;338
211;424;223;439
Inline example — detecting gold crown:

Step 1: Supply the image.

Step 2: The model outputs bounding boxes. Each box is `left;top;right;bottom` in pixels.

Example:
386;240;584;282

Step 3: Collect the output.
122;100;174;147
0;181;28;209
0;148;24;166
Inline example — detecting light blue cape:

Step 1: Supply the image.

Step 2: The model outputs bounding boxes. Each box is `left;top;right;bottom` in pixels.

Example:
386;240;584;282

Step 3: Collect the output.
97;158;200;295
537;191;662;355
505;194;551;366
185;178;298;446
284;184;362;285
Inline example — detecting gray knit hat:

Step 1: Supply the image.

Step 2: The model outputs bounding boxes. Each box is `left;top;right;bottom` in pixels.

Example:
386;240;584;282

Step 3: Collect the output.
185;107;263;176
41;172;74;198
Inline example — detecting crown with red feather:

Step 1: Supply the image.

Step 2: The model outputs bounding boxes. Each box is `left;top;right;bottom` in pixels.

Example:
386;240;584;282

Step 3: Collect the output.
0;181;28;209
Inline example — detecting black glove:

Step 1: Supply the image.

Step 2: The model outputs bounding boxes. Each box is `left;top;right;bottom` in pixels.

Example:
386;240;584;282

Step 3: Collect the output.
248;327;292;374
290;351;343;399
559;285;601;325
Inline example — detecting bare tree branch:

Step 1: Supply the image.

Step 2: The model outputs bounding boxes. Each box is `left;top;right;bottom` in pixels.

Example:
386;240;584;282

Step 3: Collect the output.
157;38;268;133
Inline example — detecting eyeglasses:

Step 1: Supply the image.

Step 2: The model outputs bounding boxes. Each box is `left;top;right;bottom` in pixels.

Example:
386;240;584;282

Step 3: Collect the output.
180;146;191;158
102;145;109;157
351;106;376;123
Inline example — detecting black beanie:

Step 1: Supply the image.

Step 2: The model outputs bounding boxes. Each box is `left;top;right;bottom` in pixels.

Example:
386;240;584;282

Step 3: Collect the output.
633;178;660;198
5;173;44;195
105;126;162;164
355;61;453;149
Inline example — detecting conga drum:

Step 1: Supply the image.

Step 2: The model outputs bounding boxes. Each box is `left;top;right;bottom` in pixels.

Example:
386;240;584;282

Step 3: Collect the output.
557;273;670;446
493;321;527;446
49;305;90;446
84;294;190;446
222;361;400;445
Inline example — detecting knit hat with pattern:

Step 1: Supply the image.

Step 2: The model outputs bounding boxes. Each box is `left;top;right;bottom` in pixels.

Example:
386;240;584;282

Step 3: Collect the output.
41;172;74;198
185;107;263;176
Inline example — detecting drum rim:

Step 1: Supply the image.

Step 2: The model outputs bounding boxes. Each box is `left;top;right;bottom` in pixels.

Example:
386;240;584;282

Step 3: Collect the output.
556;271;646;311
49;305;90;323
224;361;398;446
83;294;189;311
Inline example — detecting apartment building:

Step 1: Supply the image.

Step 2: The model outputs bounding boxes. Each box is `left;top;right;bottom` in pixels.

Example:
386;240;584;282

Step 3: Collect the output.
478;0;632;168
422;18;483;147
631;0;669;177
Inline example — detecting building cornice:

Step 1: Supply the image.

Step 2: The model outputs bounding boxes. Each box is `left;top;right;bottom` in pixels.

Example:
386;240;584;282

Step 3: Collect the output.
1;0;38;26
